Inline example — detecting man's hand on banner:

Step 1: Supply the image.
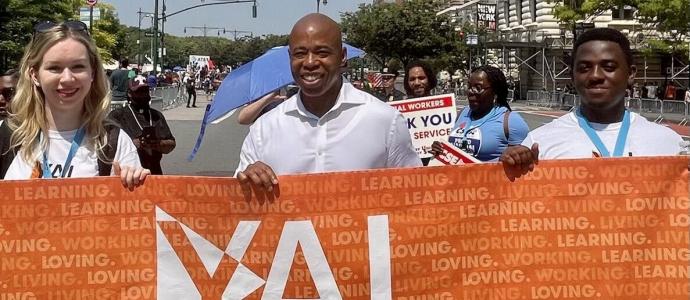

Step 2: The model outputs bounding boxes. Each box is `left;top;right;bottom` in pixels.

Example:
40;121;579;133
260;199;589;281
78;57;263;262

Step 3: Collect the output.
499;144;539;181
113;162;151;191
237;161;279;199
429;141;444;156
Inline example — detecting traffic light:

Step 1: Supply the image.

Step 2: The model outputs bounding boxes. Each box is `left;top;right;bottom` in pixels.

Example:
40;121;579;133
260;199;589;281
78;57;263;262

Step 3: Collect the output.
252;1;257;18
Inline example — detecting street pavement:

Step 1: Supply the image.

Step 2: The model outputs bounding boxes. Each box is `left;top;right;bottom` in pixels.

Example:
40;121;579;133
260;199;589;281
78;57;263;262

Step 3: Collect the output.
161;92;247;176
161;91;688;176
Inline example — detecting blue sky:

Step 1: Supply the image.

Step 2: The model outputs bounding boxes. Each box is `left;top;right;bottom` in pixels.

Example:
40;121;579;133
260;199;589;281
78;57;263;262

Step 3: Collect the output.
102;0;369;37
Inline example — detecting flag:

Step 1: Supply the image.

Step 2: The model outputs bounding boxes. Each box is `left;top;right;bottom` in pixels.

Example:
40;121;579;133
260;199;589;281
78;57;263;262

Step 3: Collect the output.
367;72;383;88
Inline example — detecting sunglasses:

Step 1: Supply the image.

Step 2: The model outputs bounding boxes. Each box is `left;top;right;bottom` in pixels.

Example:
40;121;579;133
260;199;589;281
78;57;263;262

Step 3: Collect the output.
468;85;492;95
0;88;15;100
33;21;89;35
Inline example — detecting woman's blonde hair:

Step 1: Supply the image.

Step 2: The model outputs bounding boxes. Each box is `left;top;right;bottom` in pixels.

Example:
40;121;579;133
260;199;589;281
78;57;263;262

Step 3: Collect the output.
9;23;111;163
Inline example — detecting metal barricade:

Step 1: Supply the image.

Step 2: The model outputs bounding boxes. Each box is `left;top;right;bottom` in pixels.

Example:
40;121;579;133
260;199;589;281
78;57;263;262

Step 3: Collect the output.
625;98;641;113
547;91;563;108
539;91;551;107
660;100;688;125
561;93;577;110
151;86;184;110
638;98;663;123
526;90;540;106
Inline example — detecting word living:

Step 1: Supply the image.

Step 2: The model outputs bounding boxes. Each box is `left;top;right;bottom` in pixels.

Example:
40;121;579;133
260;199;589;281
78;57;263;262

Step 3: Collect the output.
156;207;392;299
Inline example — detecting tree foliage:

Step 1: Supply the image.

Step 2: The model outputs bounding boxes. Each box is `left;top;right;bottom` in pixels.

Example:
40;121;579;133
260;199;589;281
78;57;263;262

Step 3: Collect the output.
0;0;127;69
341;0;457;68
552;0;689;32
118;28;289;70
0;0;75;70
550;0;690;54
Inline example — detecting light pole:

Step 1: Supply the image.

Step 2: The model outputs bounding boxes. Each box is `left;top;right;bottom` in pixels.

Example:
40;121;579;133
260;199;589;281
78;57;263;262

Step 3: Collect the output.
153;0;159;75
184;25;226;37
156;0;258;70
219;29;253;40
466;34;478;71
137;9;156;68
316;0;327;13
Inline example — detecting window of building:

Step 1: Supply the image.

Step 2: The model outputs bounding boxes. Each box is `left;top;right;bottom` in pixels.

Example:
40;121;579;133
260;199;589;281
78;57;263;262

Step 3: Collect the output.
515;0;522;24
612;5;635;20
504;1;509;25
530;0;537;22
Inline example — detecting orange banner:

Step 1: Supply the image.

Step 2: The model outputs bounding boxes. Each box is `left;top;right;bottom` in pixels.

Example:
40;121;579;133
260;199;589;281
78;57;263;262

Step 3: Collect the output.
0;157;688;299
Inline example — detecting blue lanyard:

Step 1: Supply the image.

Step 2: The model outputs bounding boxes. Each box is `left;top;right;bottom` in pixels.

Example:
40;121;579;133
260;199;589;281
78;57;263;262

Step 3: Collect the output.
42;127;86;178
575;109;630;157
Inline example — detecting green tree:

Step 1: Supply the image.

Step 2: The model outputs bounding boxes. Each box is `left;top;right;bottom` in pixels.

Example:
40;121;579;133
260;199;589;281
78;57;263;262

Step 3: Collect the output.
118;29;289;70
87;3;126;62
0;0;127;69
0;0;76;70
341;0;456;68
550;0;690;54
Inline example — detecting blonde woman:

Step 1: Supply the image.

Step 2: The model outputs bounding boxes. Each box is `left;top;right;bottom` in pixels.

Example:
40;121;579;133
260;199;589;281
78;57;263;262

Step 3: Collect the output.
5;21;149;189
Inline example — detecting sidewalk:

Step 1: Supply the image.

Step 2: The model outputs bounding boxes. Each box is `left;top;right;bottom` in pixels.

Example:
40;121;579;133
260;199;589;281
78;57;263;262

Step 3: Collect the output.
163;92;214;121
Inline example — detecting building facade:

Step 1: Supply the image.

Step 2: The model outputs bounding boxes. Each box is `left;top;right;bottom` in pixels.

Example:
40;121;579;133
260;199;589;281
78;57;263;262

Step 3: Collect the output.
438;0;689;96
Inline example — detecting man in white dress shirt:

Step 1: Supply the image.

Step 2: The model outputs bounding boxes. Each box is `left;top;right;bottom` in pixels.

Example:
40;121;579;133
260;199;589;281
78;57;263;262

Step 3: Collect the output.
236;13;420;193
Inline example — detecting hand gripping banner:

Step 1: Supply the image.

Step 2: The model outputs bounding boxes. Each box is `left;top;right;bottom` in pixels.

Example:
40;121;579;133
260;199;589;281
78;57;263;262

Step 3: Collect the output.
0;157;688;299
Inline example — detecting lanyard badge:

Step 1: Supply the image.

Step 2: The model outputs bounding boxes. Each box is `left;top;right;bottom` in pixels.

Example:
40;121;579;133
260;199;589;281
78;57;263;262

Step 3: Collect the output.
42;127;86;178
575;109;630;157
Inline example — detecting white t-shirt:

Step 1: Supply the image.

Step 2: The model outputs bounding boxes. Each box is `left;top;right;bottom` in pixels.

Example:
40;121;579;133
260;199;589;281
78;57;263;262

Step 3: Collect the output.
5;128;141;179
522;111;684;159
236;82;421;175
646;86;656;98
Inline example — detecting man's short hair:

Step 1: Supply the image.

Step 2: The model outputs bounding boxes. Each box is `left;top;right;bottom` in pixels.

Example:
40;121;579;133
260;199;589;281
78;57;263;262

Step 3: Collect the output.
572;28;633;68
120;58;129;68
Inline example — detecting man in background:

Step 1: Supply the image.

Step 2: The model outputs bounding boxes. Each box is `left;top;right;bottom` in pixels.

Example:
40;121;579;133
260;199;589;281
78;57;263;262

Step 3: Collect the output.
0;69;18;179
108;77;176;175
374;67;405;102
109;58;130;103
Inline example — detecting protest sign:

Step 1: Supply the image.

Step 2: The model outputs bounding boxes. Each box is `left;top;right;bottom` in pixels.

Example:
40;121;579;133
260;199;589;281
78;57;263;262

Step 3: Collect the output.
189;55;211;70
0;157;687;299
390;94;457;158
429;141;481;166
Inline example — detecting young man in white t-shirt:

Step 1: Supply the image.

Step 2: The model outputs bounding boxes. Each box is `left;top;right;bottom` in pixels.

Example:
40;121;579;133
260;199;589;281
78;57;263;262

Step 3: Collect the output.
500;28;685;181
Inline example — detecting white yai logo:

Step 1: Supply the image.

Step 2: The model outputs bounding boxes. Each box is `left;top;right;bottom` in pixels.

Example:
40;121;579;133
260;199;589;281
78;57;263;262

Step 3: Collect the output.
155;206;392;299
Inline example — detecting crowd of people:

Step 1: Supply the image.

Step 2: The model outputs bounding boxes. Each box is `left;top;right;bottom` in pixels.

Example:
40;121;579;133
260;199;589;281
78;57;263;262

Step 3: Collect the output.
234;16;685;194
0;15;686;197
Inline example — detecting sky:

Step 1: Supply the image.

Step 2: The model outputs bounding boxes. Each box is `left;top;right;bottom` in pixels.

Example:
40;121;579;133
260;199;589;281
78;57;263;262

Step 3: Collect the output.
102;0;369;38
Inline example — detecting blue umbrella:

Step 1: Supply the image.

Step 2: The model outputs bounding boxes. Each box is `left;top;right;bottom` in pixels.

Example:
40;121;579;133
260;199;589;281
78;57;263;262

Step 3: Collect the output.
188;43;365;161
173;66;184;72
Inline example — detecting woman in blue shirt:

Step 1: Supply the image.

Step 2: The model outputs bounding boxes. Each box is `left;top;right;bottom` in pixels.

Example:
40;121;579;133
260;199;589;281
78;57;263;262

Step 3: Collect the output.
431;65;529;162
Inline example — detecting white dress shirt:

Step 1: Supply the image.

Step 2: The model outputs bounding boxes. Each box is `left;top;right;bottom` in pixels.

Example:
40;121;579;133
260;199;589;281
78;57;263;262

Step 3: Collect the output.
236;82;421;175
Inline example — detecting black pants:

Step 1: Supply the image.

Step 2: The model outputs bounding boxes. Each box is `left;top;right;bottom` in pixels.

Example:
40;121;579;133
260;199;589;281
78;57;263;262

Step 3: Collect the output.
187;89;196;106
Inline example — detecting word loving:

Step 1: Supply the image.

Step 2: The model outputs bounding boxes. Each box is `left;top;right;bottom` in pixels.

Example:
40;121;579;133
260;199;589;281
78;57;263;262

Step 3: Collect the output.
156;207;392;299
